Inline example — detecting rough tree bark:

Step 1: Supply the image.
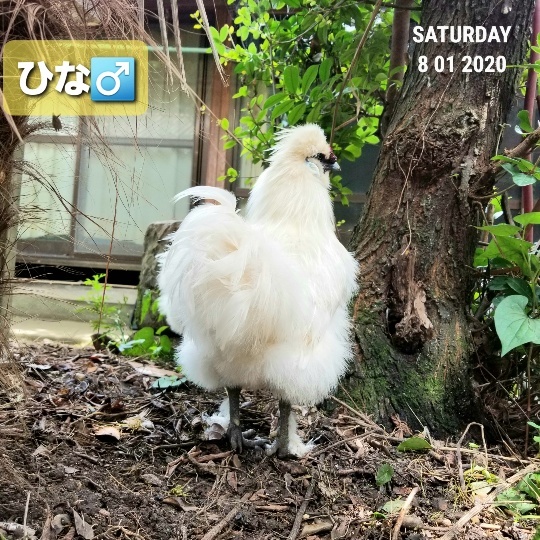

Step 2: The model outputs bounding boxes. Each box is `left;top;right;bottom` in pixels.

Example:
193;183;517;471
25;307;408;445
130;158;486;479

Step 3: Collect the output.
347;0;535;436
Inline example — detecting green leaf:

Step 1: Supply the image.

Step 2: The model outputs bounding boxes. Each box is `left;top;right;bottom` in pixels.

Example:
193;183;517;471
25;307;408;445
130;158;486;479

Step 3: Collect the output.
133;327;155;350
517;474;540;502
514;212;540;227
380;499;404;515
488;276;513;291
220;118;230;130
283;65;300;94
301;65;319;92
496;487;537;515
376;463;394;486
319;58;333;82
287;103;307;125
476;236;532;276
159;334;172;354
507;278;533;299
271;99;294;120
151;375;187;390
476;224;522;236
502;163;536;186
264;92;287;109
517;110;534;133
397;437;432;452
494;295;540;355
306;103;322;123
140;290;152;324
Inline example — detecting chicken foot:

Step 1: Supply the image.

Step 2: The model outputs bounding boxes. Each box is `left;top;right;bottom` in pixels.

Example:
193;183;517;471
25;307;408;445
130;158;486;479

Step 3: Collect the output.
226;387;268;452
265;399;291;459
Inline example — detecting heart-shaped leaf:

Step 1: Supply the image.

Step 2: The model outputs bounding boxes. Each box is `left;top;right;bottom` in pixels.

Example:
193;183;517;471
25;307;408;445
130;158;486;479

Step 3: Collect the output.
494;295;540;355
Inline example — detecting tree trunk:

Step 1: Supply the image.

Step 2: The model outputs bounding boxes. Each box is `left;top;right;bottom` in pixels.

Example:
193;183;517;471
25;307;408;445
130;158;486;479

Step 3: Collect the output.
346;0;535;436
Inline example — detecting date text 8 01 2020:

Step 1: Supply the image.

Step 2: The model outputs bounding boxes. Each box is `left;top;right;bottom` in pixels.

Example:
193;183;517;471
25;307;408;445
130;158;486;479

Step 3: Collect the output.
417;55;507;73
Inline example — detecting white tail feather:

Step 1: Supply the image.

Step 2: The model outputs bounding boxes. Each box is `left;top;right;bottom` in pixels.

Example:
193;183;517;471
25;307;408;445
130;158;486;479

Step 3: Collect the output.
173;186;237;210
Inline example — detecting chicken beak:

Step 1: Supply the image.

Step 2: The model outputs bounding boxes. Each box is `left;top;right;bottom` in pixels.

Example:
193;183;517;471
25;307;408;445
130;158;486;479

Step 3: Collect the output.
329;161;340;172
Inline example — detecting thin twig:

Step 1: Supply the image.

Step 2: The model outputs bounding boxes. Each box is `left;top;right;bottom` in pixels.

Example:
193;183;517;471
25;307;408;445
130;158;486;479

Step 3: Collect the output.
330;395;385;432
94;526;145;539
200;492;252;540
525;342;534;455
287;476;316;540
392;486;419;540
22;491;30;539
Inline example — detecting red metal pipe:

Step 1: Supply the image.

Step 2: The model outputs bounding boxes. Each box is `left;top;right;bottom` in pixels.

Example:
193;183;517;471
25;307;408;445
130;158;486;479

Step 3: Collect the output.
523;0;540;241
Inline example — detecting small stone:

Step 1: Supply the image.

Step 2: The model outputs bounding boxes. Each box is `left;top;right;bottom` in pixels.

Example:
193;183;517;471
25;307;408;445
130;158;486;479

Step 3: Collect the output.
141;473;162;486
432;497;448;511
402;515;423;529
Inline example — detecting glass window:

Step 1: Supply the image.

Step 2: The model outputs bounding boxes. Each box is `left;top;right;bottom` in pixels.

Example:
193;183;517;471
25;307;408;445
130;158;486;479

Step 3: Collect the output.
19;142;77;239
75;144;192;256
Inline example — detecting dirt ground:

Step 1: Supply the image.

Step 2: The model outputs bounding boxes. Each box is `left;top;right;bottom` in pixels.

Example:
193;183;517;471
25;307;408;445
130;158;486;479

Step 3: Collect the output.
0;341;538;540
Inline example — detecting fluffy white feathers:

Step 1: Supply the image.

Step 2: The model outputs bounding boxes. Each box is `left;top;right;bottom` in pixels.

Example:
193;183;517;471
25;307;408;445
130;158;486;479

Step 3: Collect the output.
158;124;358;407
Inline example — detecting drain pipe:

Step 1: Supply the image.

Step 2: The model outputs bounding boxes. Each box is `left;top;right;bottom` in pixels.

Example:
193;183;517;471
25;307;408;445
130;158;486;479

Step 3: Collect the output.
523;0;540;241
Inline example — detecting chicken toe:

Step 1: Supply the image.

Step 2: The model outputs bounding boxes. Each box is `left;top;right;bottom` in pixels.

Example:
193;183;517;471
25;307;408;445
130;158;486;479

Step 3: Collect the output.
227;424;268;452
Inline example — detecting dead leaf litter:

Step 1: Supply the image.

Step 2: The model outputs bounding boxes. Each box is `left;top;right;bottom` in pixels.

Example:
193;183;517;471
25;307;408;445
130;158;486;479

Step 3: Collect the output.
0;341;538;540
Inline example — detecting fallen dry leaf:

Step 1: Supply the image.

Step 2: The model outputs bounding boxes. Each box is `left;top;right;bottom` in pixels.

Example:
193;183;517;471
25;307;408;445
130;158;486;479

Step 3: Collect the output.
61;527;76;540
227;470;238;491
127;361;177;378
39;514;55;540
72;510;93;540
163;497;198;512
300;519;333;538
32;444;51;457
94;426;121;442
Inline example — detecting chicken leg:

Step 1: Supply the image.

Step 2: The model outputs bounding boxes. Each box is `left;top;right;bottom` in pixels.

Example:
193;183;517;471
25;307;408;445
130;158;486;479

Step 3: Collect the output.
265;399;292;458
226;387;268;452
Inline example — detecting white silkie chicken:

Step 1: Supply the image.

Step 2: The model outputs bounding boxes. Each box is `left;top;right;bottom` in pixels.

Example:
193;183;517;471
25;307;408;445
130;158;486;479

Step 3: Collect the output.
158;124;358;458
